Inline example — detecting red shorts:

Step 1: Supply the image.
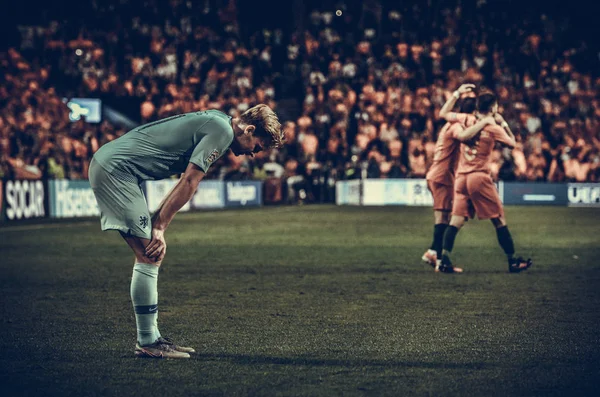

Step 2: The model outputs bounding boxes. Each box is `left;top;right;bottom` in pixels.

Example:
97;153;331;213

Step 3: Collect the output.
427;180;453;212
452;172;504;220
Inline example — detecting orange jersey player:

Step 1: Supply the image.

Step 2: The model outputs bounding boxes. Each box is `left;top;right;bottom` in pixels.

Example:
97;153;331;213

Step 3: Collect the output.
422;84;478;268
437;91;532;274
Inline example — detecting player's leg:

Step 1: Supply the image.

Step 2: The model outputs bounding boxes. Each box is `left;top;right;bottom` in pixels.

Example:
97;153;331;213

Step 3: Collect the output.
490;216;514;261
438;215;466;273
121;233;194;357
89;161;190;358
121;233;162;348
468;173;532;272
490;217;532;272
422;209;450;266
423;182;452;266
120;197;195;357
432;183;454;263
437;176;470;273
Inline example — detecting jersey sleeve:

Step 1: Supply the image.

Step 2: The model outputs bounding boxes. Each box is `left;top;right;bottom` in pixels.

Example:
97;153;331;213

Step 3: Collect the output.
488;125;515;148
189;116;234;173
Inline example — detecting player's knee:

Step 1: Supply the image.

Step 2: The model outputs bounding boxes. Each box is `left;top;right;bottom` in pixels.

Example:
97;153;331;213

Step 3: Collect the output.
441;212;450;224
450;215;466;229
434;210;451;224
151;259;163;267
122;233;162;266
491;217;506;228
134;253;162;267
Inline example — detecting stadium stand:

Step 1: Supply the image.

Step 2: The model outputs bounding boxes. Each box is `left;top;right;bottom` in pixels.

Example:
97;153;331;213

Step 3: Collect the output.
1;0;599;203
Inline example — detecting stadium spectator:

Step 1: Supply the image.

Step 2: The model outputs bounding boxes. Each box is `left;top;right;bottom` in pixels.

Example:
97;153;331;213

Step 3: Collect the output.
2;0;600;188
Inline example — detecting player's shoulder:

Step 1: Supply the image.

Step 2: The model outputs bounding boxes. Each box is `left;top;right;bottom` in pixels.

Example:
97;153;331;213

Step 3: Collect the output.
447;121;464;137
210;110;233;131
447;121;462;131
196;110;234;137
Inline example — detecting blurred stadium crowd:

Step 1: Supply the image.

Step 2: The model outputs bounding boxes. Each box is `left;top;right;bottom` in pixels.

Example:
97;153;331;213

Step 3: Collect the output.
1;0;599;202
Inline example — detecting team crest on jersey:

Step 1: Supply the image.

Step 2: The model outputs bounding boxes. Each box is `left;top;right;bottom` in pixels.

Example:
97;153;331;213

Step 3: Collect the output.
205;149;220;165
139;216;149;229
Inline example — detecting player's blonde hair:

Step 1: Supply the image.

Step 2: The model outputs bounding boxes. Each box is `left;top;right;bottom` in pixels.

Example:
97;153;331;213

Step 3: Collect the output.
240;104;284;148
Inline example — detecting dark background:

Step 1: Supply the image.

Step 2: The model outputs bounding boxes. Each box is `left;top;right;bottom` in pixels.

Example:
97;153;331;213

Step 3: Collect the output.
2;0;598;49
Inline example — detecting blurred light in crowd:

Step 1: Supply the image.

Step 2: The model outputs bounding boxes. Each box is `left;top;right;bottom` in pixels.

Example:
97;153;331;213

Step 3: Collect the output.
63;98;102;123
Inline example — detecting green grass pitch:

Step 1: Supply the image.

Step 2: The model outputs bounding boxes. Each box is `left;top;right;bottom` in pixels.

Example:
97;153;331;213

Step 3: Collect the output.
1;205;599;396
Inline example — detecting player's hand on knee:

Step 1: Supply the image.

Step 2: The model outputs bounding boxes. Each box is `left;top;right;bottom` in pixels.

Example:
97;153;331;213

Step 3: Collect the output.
155;242;166;262
145;228;166;262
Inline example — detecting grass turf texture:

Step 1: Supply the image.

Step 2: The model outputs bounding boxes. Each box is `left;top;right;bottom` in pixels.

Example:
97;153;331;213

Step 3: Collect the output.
1;205;599;396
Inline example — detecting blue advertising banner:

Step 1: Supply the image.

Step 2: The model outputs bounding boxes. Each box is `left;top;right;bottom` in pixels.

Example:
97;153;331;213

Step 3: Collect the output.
143;180;191;213
568;183;600;207
3;180;47;221
335;179;599;208
395;179;433;206
337;179;434;206
501;182;568;206
224;181;262;207
48;179;99;218
335;180;361;205
191;181;225;209
46;179;261;219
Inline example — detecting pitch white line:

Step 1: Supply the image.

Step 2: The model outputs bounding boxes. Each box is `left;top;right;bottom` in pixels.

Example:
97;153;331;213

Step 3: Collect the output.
0;221;97;233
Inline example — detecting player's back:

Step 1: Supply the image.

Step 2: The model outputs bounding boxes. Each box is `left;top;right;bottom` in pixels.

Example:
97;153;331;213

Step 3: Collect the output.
93;110;233;181
426;114;476;185
457;124;513;175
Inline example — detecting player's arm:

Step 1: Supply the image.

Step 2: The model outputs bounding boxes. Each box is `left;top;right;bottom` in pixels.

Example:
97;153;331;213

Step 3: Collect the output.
455;116;495;142
152;163;205;231
494;113;516;144
145;163;205;259
438;83;476;120
492;125;516;149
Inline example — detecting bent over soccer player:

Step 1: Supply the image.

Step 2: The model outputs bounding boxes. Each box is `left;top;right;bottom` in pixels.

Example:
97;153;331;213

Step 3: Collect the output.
89;105;283;358
422;83;477;267
437;92;532;274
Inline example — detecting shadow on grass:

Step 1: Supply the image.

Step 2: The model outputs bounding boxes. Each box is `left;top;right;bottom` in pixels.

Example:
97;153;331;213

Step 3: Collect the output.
194;352;492;370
